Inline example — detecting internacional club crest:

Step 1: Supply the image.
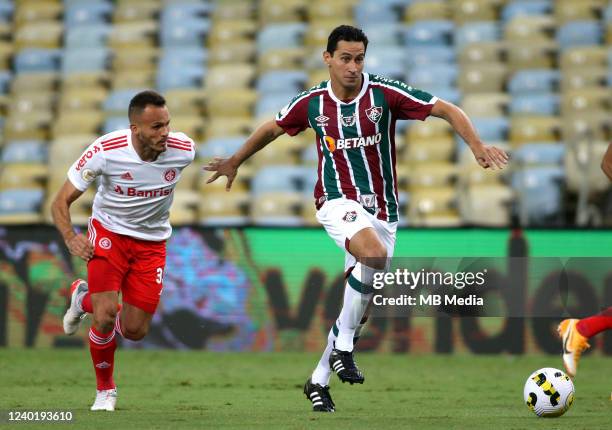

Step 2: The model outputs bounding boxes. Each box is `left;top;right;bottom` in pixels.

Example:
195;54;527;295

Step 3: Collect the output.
163;168;176;182
366;106;382;124
99;237;112;250
342;211;358;222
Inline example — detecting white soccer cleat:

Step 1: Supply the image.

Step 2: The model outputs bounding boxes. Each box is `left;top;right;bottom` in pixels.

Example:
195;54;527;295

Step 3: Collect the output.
63;279;88;335
91;388;117;411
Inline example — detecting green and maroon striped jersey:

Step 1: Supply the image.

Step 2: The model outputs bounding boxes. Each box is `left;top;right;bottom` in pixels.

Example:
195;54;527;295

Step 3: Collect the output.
276;73;437;222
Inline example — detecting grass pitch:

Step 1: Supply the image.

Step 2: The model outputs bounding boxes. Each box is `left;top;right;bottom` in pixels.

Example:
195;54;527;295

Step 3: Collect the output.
1;349;610;429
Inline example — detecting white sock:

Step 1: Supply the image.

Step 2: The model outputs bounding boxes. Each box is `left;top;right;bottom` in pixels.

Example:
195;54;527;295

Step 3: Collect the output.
311;325;337;386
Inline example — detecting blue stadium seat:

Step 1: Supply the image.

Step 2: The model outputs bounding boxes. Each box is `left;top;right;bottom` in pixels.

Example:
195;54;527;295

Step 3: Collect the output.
507;70;559;94
403;20;454;46
255;93;295;118
104;89;142;113
159;48;208;68
256;70;307;94
429;87;461;105
102;117;129;134
0;0;13;23
404;46;456;67
513;143;565;166
0;70;11;93
359;23;403;46
160;2;212;25
471;117;509;141
355;2;399;27
0;189;45;214
14;49;61;73
1;140;48;163
157;64;206;91
160;19;211;47
62;48;109;74
64;1;113;25
198;137;247;159
256;23;306;54
407;64;458;89
64;24;110;48
501;0;551;22
557;21;602;48
512;166;565;224
455;21;500;49
251;166;306;195
605;4;612;22
510;93;559;115
367;47;406;80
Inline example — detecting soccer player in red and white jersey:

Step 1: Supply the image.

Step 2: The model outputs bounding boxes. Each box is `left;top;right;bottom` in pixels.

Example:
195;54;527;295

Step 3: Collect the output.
557;144;612;385
205;26;509;412
51;90;195;411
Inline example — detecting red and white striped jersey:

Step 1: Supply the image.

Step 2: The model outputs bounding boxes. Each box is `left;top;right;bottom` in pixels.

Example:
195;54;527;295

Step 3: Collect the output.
276;73;437;222
67;129;195;241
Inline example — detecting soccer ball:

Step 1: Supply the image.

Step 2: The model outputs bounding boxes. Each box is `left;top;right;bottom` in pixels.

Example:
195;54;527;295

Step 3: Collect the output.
524;367;575;417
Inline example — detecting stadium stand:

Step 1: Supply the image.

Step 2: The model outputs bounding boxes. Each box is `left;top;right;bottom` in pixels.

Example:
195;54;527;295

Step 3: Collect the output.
0;0;609;227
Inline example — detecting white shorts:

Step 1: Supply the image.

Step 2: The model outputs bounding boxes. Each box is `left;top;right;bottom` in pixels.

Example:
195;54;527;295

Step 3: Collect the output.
316;198;398;271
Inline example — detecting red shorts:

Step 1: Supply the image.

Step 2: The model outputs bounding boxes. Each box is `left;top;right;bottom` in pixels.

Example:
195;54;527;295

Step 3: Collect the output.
87;218;166;314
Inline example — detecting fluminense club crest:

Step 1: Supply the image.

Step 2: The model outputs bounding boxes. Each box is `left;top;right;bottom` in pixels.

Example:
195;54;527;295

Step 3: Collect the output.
342;210;358;222
366;106;382;124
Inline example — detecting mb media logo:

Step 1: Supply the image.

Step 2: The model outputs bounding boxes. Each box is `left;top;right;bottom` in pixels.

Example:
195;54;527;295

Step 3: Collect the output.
323;133;382;152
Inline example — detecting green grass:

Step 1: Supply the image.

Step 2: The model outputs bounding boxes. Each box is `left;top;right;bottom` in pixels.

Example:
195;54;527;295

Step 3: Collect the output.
0;349;611;429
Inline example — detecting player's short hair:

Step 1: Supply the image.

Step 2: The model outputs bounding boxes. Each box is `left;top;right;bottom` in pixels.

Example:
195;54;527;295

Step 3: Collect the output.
326;25;368;55
128;90;166;121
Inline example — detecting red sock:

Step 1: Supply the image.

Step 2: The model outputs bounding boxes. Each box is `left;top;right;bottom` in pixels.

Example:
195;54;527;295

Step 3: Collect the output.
576;307;612;338
89;327;117;391
82;293;92;313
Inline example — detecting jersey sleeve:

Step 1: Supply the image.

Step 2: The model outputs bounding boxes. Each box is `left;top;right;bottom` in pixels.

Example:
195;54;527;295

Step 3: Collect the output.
169;131;196;166
67;140;106;191
383;81;438;121
275;95;311;136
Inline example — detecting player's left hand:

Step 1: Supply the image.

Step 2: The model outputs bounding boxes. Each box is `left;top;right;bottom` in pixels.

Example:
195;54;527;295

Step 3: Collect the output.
471;144;509;170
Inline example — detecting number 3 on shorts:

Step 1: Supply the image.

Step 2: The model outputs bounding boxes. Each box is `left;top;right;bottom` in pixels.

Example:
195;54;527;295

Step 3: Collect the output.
156;267;163;284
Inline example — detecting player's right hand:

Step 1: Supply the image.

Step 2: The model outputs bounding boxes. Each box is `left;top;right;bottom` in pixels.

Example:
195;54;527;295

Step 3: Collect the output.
66;233;94;261
203;157;238;191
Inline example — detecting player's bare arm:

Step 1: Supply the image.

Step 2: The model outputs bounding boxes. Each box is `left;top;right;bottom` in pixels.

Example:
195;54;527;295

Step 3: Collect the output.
431;99;509;170
204;119;285;191
51;180;94;261
601;143;612;181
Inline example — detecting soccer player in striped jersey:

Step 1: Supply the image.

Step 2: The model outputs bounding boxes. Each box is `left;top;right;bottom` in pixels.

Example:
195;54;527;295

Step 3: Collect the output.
558;146;612;387
51;90;195;411
205;25;509;412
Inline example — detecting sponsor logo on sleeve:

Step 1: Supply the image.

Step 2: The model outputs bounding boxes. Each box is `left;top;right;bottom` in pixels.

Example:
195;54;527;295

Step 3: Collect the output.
81;168;96;182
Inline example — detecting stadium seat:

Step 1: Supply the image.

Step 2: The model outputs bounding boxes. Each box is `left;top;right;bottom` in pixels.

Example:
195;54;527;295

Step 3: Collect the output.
15;21;63;49
560;112;609;142
405;1;450;23
198;192;250;226
15;1;62;24
403;20;454;46
9;91;55;114
258;47;306;73
406;162;457;188
111;70;155;90
402;139;455;163
471;117;509;142
160;18;211;48
458;63;507;93
113;1;160;23
458;42;503;64
251;191;303;226
511;166;565;225
108;21;158;50
251;166;306;194
304;19;353;47
407;63;458;90
406;117;453;142
1;140;48;163
204;64;255;90
0;188;45;221
307;1;353;21
361;23;403;46
0;163;48;190
160;2;212;25
453;0;497;23
198;136;249;162
157;64;206;91
455;21;500;49
504;15;555;42
14;49;61;72
208;19;257;45
460;184;513;226
510;117;560;146
461;93;509;117
64;24;110;49
259;0;306;24
62;48;110;74
507;69;559;94
366;46;408;80
513;143;565;165
256;23;306;54
565;140;610;193
501;0;552;22
207;89;257;117
561;89;610;115
555;0;604;24
560;46;608;69
255;93;294;118
507;42;557;71
165;89;206;115
404;46;456;67
355;2;399;28
4;111;53;140
256;70;307;95
557;21;602;48
213;1;256;20
53;111;104;137
64;1;113;26
59;87;107;112
407;186;460;227
510;93;559;115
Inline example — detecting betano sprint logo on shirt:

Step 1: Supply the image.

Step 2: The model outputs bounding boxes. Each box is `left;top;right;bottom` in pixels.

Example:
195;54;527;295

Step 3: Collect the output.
323;133;382;152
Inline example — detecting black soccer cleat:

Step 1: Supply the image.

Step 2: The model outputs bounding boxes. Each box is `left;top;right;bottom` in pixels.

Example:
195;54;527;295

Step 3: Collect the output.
303;378;335;412
329;348;365;385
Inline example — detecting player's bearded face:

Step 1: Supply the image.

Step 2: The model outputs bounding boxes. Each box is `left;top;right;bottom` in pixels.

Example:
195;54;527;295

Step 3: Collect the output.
135;105;171;152
325;41;365;90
